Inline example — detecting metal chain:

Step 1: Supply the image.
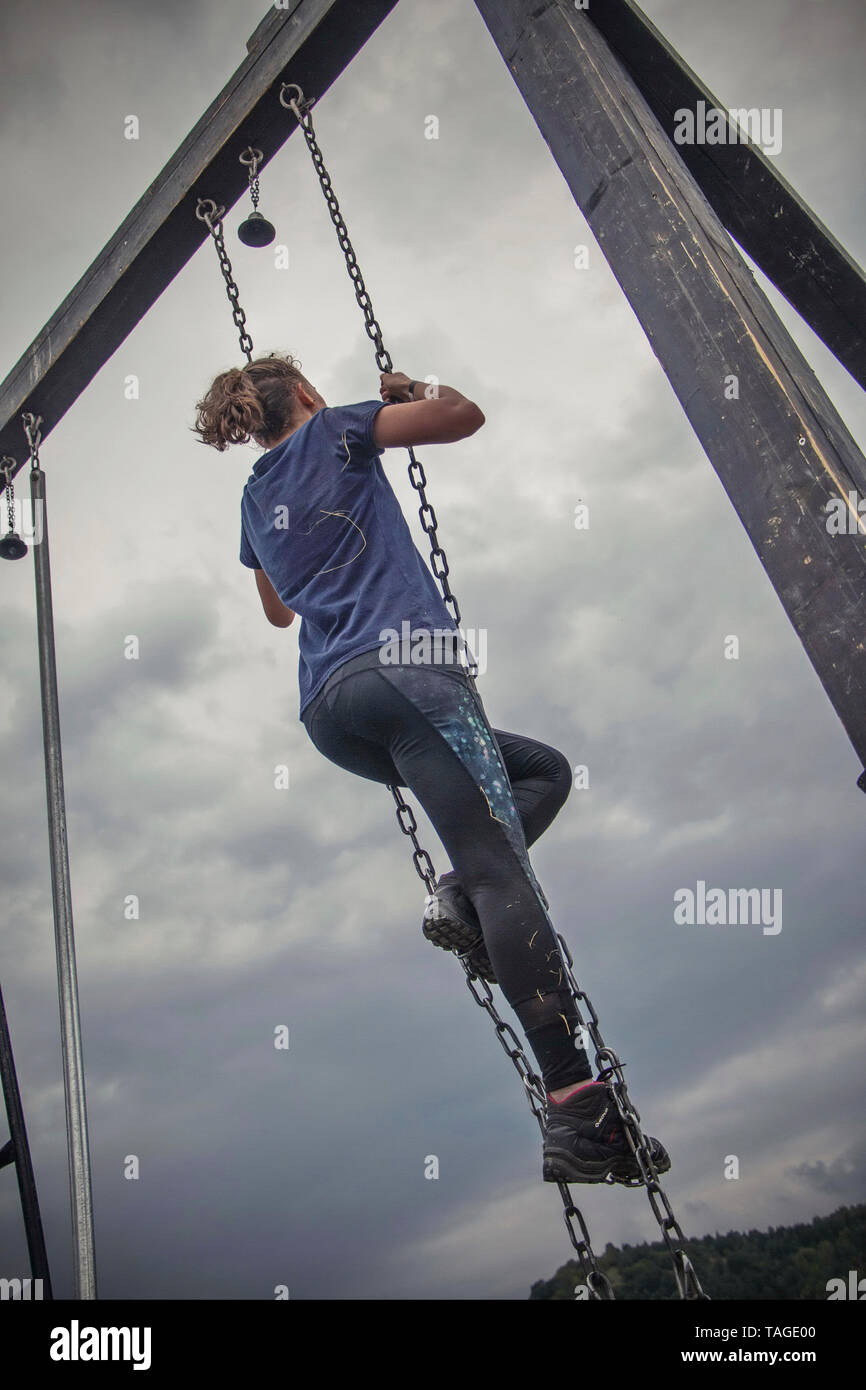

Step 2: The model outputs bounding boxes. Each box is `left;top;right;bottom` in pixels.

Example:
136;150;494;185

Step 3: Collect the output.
240;147;263;213
389;781;613;1301
280;82;705;1302
281;77;647;1303
23;413;42;465
389;785;438;898
460;960;616;1300
2;456;17;532
195;198;254;362
279;82;477;680
555;933;708;1300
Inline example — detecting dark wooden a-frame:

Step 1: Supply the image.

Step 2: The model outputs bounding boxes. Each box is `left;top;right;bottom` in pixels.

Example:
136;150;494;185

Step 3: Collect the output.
2;0;864;782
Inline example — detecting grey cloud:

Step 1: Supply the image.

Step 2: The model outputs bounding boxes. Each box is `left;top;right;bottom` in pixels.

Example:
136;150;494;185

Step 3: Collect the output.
1;0;864;1301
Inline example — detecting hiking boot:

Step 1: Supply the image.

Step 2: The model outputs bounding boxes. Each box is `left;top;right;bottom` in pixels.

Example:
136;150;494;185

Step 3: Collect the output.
462;937;497;984
422;874;497;982
542;1076;671;1186
422;873;479;951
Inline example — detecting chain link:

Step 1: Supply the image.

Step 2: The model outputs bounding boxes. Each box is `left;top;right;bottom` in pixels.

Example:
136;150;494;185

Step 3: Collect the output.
240;147;263;213
1;455;17;532
22;413;42;465
1;420;42;546
195;199;254;362
279;83;477;679
389;784;438;898
281;83;705;1302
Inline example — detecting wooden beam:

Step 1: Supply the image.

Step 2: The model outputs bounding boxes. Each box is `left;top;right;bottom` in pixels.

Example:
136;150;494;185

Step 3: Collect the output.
0;0;398;474
583;0;866;392
474;0;866;783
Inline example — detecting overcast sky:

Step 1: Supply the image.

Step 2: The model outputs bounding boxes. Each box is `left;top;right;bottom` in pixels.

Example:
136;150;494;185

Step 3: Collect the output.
1;0;865;1301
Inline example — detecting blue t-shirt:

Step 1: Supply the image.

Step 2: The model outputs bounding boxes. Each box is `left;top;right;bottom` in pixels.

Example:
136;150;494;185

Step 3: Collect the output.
239;399;462;715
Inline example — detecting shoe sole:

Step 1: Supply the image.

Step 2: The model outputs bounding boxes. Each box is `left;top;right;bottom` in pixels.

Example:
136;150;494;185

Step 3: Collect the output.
423;915;498;983
423;917;480;952
543;1146;671;1186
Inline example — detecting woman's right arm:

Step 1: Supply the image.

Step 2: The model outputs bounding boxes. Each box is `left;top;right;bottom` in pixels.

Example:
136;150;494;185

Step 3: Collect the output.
254;567;295;627
372;373;485;449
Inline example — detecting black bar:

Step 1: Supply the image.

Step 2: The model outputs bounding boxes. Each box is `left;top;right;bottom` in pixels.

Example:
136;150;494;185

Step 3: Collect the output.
585;0;866;391
1;1297;861;1362
474;0;866;780
0;975;53;1295
0;0;399;476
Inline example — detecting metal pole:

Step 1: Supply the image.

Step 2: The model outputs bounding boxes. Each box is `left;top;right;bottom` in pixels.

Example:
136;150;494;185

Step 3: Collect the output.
0;974;53;1295
28;451;97;1299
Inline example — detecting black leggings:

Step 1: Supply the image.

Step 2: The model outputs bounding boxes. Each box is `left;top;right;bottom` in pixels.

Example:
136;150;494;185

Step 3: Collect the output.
301;648;593;1092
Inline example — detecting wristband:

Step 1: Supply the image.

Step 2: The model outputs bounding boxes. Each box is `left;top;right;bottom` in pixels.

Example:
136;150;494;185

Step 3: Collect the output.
407;380;419;399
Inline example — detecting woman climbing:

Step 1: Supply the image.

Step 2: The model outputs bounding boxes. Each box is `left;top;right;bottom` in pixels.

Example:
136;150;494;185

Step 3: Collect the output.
193;352;670;1186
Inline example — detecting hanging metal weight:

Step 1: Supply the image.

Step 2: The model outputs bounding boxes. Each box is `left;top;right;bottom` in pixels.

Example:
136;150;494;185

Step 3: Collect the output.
238;147;276;247
0;458;28;559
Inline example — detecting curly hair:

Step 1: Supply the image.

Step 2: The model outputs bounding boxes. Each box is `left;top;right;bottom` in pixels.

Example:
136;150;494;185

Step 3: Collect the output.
193;353;310;451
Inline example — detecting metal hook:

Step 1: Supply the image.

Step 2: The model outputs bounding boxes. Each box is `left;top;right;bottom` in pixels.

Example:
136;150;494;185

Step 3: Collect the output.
239;146;264;176
22;413;42;461
279;82;313;115
195;197;225;228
